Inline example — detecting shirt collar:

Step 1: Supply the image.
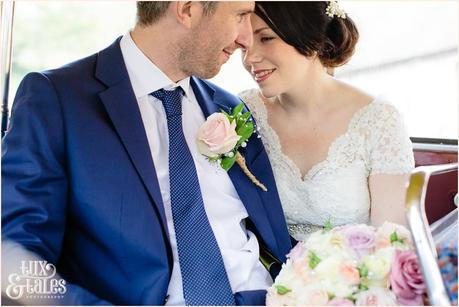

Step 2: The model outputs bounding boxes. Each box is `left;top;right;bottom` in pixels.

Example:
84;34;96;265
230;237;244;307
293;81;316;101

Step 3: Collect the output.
120;32;192;99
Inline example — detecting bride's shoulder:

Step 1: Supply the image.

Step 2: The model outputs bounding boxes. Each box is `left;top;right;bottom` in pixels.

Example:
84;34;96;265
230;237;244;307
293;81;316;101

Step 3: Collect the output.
336;81;401;118
337;81;374;109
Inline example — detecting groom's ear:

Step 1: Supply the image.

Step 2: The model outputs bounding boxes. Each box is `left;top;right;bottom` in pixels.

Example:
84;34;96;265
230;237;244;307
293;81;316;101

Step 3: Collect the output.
172;1;204;29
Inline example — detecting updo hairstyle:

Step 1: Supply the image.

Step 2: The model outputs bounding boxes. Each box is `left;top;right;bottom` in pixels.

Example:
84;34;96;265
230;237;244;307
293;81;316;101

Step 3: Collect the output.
255;1;359;68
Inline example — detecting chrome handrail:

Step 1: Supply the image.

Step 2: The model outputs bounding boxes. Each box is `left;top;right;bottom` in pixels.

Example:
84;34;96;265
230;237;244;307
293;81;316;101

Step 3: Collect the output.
1;0;15;138
405;163;457;306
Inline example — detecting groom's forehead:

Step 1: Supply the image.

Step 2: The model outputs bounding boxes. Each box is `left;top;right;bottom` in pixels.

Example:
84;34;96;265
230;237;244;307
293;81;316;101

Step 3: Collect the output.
214;1;255;14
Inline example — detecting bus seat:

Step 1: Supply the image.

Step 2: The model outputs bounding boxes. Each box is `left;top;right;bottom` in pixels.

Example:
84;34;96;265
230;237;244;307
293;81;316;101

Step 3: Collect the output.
424;168;457;224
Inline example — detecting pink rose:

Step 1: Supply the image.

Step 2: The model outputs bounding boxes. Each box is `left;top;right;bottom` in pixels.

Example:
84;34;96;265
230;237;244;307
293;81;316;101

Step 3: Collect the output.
302;288;329;305
338;263;360;285
328;298;355;306
355;287;397;305
287;241;306;261
197;113;241;158
390;250;426;305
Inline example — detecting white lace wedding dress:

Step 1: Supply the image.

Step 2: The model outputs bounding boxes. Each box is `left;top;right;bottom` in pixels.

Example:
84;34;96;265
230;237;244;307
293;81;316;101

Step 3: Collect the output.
239;89;415;241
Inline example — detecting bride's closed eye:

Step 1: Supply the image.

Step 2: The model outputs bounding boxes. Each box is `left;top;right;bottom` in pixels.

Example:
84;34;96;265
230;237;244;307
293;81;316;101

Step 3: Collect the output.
260;36;275;43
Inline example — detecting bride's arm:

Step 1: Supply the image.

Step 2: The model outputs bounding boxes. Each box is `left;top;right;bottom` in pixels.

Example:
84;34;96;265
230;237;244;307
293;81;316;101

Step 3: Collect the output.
369;173;411;227
365;101;414;227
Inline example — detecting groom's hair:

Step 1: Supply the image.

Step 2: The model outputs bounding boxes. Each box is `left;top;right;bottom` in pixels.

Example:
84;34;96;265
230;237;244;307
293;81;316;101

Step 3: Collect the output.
136;1;217;26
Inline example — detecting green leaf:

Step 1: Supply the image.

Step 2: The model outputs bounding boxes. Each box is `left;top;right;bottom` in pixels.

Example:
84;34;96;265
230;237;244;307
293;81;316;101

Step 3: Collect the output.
323;219;333;231
328;293;336;300
275;285;291;295
237;122;254;141
237;111;252;126
220;155;236;171
357;264;369;278
358;283;369;291
345;295;357;303
308;251;321;269
390;231;399;243
207;156;220;163
232;103;245;117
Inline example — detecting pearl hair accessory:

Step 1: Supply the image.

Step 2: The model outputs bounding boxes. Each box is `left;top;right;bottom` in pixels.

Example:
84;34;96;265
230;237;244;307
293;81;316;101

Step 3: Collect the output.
325;1;346;19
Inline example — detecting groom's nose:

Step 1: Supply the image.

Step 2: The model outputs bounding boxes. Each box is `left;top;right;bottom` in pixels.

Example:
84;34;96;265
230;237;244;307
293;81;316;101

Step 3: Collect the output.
235;18;253;50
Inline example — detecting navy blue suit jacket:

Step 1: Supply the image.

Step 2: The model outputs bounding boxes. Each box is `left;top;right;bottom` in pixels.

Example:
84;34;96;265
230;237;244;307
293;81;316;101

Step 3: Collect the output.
2;38;292;305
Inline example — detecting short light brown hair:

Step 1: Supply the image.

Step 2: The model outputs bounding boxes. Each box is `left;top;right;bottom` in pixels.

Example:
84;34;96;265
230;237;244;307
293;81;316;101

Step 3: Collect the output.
136;1;217;26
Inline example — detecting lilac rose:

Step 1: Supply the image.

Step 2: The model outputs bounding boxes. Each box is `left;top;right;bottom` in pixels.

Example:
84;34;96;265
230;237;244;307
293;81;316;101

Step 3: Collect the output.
339;224;376;257
390;250;426;305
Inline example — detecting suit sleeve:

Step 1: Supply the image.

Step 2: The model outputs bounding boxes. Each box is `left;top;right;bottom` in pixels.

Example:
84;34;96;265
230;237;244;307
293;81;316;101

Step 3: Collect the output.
1;72;111;305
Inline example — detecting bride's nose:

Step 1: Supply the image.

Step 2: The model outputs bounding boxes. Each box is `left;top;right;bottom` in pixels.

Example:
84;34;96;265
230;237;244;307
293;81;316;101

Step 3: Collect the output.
242;46;262;66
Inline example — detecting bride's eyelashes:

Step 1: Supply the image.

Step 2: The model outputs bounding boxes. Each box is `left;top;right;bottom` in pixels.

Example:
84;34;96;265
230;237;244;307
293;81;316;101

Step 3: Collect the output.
260;36;275;43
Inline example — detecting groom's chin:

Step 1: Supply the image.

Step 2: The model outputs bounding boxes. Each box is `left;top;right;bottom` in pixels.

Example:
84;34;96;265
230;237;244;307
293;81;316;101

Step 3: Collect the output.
196;65;222;80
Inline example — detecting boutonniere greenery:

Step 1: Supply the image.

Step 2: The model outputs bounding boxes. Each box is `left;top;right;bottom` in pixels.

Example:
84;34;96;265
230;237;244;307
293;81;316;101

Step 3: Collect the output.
197;103;267;191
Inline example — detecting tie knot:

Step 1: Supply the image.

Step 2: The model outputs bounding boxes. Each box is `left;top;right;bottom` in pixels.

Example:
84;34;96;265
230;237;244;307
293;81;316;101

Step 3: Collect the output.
151;87;184;118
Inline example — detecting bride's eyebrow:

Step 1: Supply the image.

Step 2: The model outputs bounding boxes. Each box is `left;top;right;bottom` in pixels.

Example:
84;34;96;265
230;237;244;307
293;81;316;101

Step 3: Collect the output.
254;27;270;35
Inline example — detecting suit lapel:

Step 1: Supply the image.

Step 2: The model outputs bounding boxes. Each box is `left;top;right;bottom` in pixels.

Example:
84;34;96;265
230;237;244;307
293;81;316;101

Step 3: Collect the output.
191;77;281;257
95;38;170;239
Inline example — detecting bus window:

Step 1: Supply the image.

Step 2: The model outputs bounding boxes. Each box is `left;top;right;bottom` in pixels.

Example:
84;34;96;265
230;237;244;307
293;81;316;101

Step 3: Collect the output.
5;1;458;145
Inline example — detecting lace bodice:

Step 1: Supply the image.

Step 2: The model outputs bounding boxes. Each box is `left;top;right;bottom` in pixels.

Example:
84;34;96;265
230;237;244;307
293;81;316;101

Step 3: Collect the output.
239;89;415;241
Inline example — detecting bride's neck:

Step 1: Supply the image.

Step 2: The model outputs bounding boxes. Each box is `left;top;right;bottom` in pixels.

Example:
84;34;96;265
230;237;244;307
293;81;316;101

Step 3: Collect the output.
276;69;335;116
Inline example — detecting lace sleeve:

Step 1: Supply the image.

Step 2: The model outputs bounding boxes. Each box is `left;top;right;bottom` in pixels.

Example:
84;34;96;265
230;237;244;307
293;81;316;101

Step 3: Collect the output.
238;89;264;123
238;89;259;110
366;102;415;175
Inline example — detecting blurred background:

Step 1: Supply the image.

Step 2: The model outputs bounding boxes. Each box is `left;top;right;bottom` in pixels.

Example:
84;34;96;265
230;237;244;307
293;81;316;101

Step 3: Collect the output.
4;0;458;140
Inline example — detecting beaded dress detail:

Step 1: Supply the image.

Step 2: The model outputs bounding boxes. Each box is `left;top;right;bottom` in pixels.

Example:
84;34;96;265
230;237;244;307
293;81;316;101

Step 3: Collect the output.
240;89;414;240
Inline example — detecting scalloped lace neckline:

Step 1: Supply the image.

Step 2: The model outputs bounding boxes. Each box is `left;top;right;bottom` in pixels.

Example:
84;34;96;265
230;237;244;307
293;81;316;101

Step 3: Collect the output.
256;93;376;182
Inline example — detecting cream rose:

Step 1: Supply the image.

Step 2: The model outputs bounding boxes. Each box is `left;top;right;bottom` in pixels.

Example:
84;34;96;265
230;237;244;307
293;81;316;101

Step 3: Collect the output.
375;222;412;250
306;232;348;259
361;247;394;286
314;257;357;297
197;113;241;158
266;286;298;306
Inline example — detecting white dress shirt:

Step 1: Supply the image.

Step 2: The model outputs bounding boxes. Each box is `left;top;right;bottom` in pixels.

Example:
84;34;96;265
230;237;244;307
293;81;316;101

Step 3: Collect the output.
120;33;272;305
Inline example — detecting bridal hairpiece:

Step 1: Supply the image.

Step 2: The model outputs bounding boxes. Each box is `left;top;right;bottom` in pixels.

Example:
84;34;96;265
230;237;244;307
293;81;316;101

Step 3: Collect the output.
325;1;346;19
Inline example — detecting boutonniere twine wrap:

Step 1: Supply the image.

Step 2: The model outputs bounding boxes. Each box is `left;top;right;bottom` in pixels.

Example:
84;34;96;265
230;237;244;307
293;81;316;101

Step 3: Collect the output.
197;103;268;192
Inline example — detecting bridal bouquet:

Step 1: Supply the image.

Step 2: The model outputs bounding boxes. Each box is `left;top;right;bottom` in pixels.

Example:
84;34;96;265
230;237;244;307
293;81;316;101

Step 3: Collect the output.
267;222;426;306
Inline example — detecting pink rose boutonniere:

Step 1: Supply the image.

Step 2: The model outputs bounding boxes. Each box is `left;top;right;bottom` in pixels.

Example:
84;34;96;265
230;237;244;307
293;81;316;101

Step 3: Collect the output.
197;103;267;191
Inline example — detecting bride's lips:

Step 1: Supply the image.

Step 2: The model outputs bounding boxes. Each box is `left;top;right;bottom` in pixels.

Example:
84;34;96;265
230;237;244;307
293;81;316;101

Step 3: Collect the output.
252;69;276;83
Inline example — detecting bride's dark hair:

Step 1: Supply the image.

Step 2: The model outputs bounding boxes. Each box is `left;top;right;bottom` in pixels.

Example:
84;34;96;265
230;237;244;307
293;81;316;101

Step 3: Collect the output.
254;1;359;68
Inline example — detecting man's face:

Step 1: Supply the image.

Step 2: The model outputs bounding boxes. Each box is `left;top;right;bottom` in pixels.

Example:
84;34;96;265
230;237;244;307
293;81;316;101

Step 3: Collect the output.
178;2;254;79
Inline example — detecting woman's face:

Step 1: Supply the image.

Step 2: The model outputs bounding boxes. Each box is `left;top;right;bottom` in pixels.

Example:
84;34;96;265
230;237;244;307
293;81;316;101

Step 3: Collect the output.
242;14;316;98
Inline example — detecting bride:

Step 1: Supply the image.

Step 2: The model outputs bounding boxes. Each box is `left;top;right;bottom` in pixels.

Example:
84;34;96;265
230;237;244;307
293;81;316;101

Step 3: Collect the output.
239;1;415;241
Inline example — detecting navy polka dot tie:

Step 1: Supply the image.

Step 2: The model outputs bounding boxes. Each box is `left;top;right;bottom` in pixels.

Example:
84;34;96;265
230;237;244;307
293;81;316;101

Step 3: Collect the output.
151;88;235;306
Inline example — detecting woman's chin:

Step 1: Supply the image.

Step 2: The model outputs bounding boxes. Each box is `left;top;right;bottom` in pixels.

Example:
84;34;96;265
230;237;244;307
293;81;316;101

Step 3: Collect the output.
258;87;278;99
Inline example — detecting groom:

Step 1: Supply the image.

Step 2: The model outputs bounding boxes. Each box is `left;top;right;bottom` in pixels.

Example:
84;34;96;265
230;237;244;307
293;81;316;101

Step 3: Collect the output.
2;1;291;305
